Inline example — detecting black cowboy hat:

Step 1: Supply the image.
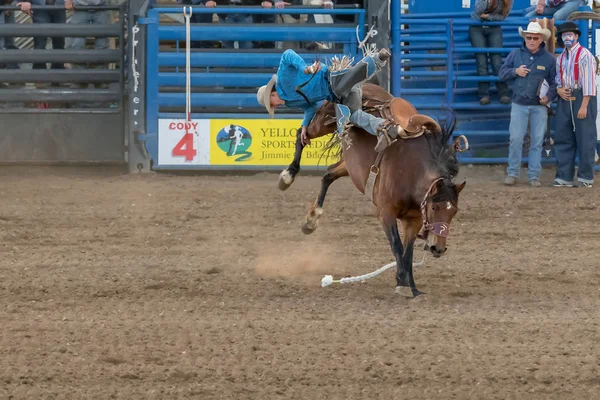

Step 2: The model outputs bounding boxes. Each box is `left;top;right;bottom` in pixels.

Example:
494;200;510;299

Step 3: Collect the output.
556;21;582;47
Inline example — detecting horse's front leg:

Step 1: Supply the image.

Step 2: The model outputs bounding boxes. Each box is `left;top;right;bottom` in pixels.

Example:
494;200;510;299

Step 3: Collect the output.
302;160;348;234
400;218;424;296
278;126;305;191
380;209;422;297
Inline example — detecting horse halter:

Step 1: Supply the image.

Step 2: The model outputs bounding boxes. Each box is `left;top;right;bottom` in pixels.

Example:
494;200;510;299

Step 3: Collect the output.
417;178;451;240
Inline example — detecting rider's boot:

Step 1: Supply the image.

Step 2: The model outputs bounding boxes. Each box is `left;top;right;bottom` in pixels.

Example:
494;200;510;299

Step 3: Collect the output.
374;122;402;153
377;49;391;65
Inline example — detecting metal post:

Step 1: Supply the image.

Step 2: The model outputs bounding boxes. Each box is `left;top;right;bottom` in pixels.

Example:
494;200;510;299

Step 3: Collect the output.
127;0;151;173
367;0;390;91
391;0;401;97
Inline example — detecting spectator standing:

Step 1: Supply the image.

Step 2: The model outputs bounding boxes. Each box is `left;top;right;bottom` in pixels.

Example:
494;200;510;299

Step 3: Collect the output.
16;0;66;89
499;22;556;187
0;1;21;75
65;0;110;89
215;0;254;49
469;0;513;105
252;0;288;49
552;21;597;188
525;0;583;21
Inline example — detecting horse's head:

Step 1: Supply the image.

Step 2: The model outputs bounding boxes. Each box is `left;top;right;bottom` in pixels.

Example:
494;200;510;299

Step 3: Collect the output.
420;179;466;258
307;101;337;138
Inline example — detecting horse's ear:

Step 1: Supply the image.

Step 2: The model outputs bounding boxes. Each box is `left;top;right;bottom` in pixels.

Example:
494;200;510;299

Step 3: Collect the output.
456;181;466;193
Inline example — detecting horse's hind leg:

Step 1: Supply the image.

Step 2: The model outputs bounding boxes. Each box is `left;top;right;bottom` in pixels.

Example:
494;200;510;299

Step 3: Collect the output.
380;209;422;297
279;126;305;191
302;160;348;234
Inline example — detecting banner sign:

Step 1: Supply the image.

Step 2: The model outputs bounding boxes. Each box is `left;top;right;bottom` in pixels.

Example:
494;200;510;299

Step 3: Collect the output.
158;118;341;167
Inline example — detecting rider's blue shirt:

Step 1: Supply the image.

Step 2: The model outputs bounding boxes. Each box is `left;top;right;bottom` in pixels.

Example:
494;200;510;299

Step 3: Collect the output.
275;49;335;127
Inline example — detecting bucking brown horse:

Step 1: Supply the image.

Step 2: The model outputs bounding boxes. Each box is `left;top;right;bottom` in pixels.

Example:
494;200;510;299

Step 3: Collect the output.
278;83;466;297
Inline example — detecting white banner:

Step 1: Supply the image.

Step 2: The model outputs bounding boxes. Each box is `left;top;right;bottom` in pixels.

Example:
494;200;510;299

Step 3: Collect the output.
158;119;211;165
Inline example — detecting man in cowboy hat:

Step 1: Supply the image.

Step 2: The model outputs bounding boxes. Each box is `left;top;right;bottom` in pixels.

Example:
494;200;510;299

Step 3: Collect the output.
256;48;402;152
499;21;557;187
552;21;597;188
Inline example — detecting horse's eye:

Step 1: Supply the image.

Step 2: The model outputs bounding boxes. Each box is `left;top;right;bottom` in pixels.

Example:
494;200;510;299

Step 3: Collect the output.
431;205;436;211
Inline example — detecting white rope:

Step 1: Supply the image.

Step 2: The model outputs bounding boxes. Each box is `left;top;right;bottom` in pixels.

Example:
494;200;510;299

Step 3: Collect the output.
321;255;425;288
184;7;192;123
355;25;379;58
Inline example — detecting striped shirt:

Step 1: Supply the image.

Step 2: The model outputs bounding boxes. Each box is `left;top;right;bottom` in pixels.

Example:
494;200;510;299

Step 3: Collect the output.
556;42;597;96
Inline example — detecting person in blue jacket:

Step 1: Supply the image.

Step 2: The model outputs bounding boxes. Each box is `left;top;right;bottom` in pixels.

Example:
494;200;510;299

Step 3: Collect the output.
256;48;402;152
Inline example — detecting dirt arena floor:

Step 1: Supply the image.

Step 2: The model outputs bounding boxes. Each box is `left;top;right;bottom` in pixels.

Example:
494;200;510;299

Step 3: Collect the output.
0;164;599;399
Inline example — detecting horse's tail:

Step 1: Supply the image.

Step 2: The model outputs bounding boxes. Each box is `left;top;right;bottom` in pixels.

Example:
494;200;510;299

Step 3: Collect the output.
438;108;456;145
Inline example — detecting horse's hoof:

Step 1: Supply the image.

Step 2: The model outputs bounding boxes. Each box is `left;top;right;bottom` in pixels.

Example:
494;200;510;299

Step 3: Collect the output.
278;169;295;191
395;286;424;298
301;223;316;235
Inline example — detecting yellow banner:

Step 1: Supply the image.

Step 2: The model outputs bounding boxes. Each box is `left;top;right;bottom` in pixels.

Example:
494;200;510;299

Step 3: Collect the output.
210;119;340;166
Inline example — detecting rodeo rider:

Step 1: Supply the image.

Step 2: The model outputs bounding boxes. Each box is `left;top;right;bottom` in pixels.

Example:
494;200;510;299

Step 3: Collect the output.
256;48;404;152
552;21;597;188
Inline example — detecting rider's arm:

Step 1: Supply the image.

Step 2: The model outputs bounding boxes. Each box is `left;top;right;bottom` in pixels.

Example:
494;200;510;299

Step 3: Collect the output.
301;106;316;127
498;50;518;82
280;49;308;71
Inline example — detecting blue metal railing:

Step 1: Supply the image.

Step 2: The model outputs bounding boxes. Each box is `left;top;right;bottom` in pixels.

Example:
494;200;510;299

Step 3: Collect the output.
139;5;366;169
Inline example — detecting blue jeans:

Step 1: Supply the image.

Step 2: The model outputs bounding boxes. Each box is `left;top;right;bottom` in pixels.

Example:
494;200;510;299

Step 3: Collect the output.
331;54;386;136
32;9;66;70
507;103;548;181
217;14;253;49
468;26;509;99
525;0;583;21
69;10;110;52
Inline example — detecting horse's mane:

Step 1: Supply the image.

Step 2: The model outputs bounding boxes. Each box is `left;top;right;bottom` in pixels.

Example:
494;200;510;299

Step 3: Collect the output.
424;109;460;205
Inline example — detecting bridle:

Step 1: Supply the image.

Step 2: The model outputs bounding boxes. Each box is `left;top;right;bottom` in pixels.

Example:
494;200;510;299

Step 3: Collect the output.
417;177;452;240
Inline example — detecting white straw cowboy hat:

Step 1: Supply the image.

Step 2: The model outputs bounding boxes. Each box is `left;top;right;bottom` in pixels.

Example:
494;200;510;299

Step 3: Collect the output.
257;75;277;118
518;22;551;42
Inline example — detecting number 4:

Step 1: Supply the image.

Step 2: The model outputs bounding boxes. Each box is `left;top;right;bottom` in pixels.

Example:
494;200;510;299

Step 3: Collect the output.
172;133;196;161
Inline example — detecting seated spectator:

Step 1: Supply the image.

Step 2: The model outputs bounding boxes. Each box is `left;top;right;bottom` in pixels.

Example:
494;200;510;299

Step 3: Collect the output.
17;0;66;90
499;22;556;187
177;0;219;48
469;0;513;105
525;0;583;21
65;0;110;89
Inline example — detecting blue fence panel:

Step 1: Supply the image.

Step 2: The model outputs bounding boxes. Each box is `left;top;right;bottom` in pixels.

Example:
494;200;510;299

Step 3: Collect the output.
391;4;600;170
140;5;366;170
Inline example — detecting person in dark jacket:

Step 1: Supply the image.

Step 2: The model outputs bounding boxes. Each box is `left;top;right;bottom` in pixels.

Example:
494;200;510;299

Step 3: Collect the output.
469;0;513;105
499;22;557;187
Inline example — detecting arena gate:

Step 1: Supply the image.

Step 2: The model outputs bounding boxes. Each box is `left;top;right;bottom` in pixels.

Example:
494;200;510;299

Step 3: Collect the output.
0;3;127;165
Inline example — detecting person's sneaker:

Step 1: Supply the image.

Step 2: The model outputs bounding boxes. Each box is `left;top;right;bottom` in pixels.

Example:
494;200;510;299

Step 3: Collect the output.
377;48;391;64
504;176;517;186
552;180;573;187
575;181;593;188
479;96;491;105
529;179;541;187
500;96;511;104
